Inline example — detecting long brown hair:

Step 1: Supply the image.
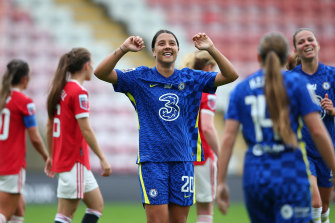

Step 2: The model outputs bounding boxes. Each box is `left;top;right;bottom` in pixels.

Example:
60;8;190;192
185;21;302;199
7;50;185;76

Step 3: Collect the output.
47;48;91;119
180;50;216;70
0;59;29;110
258;32;298;148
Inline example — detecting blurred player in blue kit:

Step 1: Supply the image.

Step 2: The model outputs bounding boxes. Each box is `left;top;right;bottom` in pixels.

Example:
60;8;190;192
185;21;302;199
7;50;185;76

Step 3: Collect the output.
287;28;335;223
216;32;335;223
94;30;238;223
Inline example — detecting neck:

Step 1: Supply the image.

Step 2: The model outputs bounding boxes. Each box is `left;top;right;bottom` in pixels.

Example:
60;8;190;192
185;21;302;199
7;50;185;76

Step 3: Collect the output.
11;84;24;91
156;63;175;78
301;59;319;75
70;72;85;84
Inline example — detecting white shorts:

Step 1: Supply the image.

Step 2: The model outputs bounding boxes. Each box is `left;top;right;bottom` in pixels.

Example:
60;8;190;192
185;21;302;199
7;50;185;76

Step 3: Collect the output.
0;168;26;194
57;163;98;199
194;157;217;203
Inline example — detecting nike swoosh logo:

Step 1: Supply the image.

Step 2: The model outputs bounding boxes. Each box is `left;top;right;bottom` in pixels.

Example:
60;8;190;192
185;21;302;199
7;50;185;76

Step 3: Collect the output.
184;195;191;198
150;84;158;87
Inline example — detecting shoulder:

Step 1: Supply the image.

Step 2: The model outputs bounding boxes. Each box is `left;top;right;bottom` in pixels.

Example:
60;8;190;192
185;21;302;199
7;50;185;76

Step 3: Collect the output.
65;81;88;96
237;70;263;89
320;63;335;73
288;64;302;73
118;66;150;73
283;70;307;83
12;90;33;103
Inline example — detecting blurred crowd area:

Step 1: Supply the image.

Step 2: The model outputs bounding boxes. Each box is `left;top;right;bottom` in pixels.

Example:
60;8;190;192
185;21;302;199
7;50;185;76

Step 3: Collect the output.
0;0;334;175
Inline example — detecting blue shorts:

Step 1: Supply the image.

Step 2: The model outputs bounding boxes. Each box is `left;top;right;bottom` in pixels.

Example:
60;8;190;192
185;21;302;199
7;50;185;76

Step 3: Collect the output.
308;156;333;188
243;149;312;223
138;161;195;206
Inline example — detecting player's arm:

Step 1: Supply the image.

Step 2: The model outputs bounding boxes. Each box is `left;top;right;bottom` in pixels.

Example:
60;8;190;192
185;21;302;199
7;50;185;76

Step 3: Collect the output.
77;117;112;177
200;110;219;156
23;113;49;161
192;33;239;86
94;36;145;84
303;112;335;177
27;126;48;161
44;119;54;178
216;119;240;215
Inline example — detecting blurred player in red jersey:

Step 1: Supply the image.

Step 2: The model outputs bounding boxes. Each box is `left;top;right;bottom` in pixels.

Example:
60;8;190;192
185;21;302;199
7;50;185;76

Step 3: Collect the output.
45;48;112;223
180;50;220;223
0;59;50;223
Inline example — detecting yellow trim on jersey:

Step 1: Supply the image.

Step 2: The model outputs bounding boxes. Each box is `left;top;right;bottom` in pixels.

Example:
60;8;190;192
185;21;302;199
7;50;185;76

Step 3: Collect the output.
126;92;141;162
196;110;202;162
126;92;140;130
297;117;312;193
139;163;150;204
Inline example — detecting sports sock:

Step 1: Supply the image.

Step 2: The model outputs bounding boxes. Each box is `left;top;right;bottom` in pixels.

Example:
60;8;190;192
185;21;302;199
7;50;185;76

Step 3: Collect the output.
81;208;102;223
196;215;213;223
0;213;6;223
8;215;24;223
55;213;72;223
321;208;329;223
312;207;322;223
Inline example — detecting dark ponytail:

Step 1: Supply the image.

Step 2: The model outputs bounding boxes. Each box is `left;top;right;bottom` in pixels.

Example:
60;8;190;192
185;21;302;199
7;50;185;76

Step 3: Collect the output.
0;59;29;110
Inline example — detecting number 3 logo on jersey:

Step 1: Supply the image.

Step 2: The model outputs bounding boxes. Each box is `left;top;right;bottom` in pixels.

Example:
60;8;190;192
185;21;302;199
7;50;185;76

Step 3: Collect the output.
159;93;180;121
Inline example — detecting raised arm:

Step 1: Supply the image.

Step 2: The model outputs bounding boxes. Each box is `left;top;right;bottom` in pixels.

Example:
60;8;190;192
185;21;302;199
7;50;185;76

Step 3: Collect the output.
77;117;112;177
192;33;239;86
94;36;145;84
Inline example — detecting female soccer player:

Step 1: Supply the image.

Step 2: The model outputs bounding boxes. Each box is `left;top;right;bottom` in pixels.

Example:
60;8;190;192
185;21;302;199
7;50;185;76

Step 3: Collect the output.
180;50;220;223
216;32;335;223
288;28;335;223
0;59;50;223
94;30;238;223
45;48;112;223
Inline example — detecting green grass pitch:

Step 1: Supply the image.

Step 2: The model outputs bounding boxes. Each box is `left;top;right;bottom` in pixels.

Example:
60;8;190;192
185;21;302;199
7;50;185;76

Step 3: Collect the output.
24;202;248;222
23;202;335;222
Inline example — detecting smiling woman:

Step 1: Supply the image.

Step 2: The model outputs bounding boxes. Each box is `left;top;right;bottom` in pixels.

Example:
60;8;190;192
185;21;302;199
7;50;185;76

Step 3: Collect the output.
287;28;335;223
93;29;238;223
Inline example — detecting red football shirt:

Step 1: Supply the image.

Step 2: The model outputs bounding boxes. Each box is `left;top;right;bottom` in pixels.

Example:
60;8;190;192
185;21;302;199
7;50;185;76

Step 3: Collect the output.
51;80;91;172
194;93;216;166
0;89;35;174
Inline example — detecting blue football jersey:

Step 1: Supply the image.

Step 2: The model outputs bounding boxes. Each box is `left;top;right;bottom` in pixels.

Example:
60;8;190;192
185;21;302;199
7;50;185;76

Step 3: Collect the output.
290;63;335;158
113;66;217;163
225;69;319;222
226;69;320;152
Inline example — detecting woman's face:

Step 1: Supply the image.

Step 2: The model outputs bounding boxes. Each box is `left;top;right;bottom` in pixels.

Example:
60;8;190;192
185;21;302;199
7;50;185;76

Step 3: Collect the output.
152;33;179;65
294;30;319;61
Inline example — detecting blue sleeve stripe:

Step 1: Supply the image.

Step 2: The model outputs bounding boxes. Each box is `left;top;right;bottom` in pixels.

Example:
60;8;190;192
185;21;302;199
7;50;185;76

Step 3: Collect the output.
23;114;37;128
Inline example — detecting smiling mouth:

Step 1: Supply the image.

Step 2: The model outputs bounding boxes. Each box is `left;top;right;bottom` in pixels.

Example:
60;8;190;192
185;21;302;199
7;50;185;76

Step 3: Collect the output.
304;47;313;53
163;52;173;56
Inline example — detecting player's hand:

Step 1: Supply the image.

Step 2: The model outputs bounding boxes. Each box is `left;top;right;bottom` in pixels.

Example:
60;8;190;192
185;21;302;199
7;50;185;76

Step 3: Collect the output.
100;158;112;177
122;36;145;53
321;93;334;115
44;157;55;178
216;183;230;215
192;33;214;51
